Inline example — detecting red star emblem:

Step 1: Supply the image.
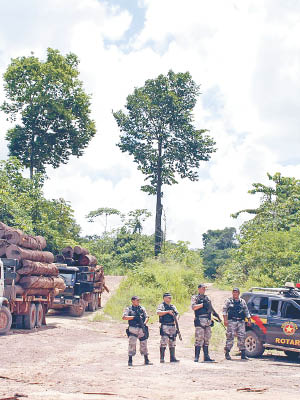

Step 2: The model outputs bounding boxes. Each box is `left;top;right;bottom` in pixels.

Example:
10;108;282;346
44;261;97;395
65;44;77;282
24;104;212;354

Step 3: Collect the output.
284;324;295;334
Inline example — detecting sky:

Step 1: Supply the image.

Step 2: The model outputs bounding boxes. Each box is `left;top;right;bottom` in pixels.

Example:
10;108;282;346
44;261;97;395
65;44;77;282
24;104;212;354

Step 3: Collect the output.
0;0;300;248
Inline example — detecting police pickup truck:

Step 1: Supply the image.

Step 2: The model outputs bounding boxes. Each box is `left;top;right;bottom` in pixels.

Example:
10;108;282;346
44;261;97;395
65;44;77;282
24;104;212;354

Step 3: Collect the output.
242;283;300;360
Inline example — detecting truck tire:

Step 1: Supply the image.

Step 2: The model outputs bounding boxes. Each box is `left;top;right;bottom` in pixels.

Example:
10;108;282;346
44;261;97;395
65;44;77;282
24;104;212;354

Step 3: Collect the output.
24;303;37;330
245;330;265;357
36;304;44;328
284;351;300;361
69;299;86;317
0;306;12;335
87;293;97;312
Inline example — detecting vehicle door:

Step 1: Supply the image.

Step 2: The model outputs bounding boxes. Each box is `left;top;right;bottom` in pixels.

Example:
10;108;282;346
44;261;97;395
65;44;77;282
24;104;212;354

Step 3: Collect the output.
248;295;269;338
267;299;300;349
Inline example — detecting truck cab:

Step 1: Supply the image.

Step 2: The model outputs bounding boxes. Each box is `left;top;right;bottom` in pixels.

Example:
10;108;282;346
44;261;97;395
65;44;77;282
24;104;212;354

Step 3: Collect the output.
52;266;96;317
0;258;13;335
242;284;300;360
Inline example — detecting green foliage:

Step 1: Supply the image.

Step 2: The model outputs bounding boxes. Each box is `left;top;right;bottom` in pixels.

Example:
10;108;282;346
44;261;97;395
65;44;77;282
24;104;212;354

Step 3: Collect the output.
125;209;152;234
202;227;237;278
100;258;203;321
1;48;96;177
0;158;80;252
113;70;215;255
86;207;121;232
219;173;300;288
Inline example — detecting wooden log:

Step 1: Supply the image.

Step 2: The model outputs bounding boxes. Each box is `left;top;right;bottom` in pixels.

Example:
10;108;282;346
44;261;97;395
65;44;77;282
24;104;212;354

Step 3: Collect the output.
18;260;59;276
0;226;47;250
73;245;89;256
6;245;54;263
0;239;9;257
78;254;97;266
19;276;66;290
55;254;66;263
61;246;73;259
0;222;10;239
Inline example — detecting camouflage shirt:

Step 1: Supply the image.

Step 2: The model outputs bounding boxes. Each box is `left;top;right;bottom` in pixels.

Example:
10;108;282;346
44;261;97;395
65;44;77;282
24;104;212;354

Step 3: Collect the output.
156;302;179;315
222;297;250;318
123;305;148;319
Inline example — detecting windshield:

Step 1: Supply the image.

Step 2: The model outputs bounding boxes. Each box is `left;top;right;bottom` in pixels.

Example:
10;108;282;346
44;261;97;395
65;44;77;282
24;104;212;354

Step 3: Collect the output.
59;273;76;287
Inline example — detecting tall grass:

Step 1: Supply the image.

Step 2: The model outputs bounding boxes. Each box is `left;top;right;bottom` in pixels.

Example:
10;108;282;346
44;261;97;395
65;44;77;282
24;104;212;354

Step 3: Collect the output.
94;258;203;322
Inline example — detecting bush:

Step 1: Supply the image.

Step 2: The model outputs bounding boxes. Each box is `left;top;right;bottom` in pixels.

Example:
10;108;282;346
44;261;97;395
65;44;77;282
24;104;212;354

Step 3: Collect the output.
96;258;203;322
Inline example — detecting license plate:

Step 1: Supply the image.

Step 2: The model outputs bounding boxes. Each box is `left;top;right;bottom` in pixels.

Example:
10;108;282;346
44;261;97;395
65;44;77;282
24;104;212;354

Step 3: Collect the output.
65;299;73;305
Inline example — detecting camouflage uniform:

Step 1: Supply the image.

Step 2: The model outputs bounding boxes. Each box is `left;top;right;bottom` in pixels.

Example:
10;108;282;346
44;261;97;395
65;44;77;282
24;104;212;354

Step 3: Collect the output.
123;305;149;356
156;302;179;348
191;294;212;347
223;297;250;351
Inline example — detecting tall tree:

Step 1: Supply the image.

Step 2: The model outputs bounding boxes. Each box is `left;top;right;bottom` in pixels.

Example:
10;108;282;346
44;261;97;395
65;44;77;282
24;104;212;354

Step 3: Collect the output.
86;207;121;233
1;48;96;178
113;70;216;255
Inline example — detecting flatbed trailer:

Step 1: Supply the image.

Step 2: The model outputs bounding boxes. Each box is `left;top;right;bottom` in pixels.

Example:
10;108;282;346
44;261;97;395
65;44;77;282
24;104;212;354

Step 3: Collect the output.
0;258;55;335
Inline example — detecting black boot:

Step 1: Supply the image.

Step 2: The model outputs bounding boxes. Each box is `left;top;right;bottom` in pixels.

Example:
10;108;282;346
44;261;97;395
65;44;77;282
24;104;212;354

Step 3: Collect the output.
241;350;248;360
160;347;166;363
194;346;201;362
170;347;180;363
225;350;231;360
144;355;153;365
203;345;214;362
128;355;133;366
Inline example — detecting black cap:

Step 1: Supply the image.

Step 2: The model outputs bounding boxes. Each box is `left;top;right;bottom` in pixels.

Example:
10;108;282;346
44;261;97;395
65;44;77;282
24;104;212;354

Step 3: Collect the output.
131;296;140;301
198;284;207;288
232;287;240;292
163;292;172;298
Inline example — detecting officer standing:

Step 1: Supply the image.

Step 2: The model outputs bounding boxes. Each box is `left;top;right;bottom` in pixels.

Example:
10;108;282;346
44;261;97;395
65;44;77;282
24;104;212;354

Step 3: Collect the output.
223;287;251;360
122;296;152;366
191;283;220;362
157;293;180;363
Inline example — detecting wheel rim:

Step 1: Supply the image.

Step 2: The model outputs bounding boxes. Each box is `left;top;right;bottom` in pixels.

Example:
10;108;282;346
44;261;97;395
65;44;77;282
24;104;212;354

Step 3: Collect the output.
0;311;8;330
31;309;36;324
245;335;257;353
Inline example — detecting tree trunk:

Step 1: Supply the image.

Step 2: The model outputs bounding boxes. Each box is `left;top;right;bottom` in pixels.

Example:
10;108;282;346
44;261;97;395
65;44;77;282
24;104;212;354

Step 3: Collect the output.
30;132;35;179
154;141;163;256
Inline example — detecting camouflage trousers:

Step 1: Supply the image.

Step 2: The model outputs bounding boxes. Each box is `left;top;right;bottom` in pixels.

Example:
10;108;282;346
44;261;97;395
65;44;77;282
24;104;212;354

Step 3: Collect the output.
128;326;148;356
225;320;246;351
160;324;177;348
195;318;212;346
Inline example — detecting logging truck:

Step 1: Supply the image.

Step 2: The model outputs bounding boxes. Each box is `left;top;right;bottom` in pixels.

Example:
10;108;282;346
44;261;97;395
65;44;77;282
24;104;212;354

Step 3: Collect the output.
0;258;55;335
50;265;108;317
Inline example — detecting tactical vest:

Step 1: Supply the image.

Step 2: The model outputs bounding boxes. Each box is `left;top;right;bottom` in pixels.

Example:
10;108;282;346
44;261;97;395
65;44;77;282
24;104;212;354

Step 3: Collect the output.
194;295;210;318
159;302;175;324
127;305;145;327
227;299;246;320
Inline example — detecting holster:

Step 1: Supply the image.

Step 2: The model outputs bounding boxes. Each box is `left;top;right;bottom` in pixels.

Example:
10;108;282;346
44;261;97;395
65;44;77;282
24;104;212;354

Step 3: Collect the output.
139;326;149;341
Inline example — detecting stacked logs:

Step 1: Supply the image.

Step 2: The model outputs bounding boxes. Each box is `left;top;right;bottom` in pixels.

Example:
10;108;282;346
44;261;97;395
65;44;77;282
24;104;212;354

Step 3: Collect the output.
0;222;66;294
56;245;106;288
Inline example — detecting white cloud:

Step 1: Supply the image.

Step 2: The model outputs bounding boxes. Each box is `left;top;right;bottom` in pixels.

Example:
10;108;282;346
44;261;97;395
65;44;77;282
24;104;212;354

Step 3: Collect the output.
0;0;299;248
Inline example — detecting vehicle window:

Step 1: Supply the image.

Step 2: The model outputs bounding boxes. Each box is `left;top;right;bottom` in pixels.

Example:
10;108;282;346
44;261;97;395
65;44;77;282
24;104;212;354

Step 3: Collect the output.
250;296;268;315
270;300;279;316
283;303;300;320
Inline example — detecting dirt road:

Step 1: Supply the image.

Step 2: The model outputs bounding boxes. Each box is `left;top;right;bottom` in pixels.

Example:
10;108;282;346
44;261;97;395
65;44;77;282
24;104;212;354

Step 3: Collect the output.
1;279;300;400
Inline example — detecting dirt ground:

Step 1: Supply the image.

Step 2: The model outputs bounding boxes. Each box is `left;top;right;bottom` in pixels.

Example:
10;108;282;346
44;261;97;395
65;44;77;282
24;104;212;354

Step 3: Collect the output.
1;278;300;400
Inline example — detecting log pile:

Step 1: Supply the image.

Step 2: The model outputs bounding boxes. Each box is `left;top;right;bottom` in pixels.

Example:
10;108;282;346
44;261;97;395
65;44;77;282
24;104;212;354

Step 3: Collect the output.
56;246;106;289
0;221;66;293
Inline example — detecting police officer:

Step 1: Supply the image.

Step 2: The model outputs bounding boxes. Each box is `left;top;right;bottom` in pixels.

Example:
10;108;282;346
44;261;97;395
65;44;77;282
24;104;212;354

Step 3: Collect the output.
157;293;180;363
122;296;152;366
223;287;251;360
191;284;219;362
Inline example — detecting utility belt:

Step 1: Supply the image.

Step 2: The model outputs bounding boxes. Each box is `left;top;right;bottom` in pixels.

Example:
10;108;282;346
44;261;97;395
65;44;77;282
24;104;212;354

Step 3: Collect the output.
160;324;177;340
161;322;175;326
228;317;244;322
126;326;149;341
194;316;212;328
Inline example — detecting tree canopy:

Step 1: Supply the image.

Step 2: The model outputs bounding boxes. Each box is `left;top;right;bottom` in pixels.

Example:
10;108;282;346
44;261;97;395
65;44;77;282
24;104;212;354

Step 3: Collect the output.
1;48;96;177
113;70;216;255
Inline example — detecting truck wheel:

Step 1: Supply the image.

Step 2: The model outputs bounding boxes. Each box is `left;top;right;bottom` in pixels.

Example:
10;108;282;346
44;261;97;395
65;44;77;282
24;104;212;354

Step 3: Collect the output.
36;304;44;328
24;303;37;330
87;294;97;312
0;306;12;335
245;330;265;357
69;299;86;317
284;351;300;361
